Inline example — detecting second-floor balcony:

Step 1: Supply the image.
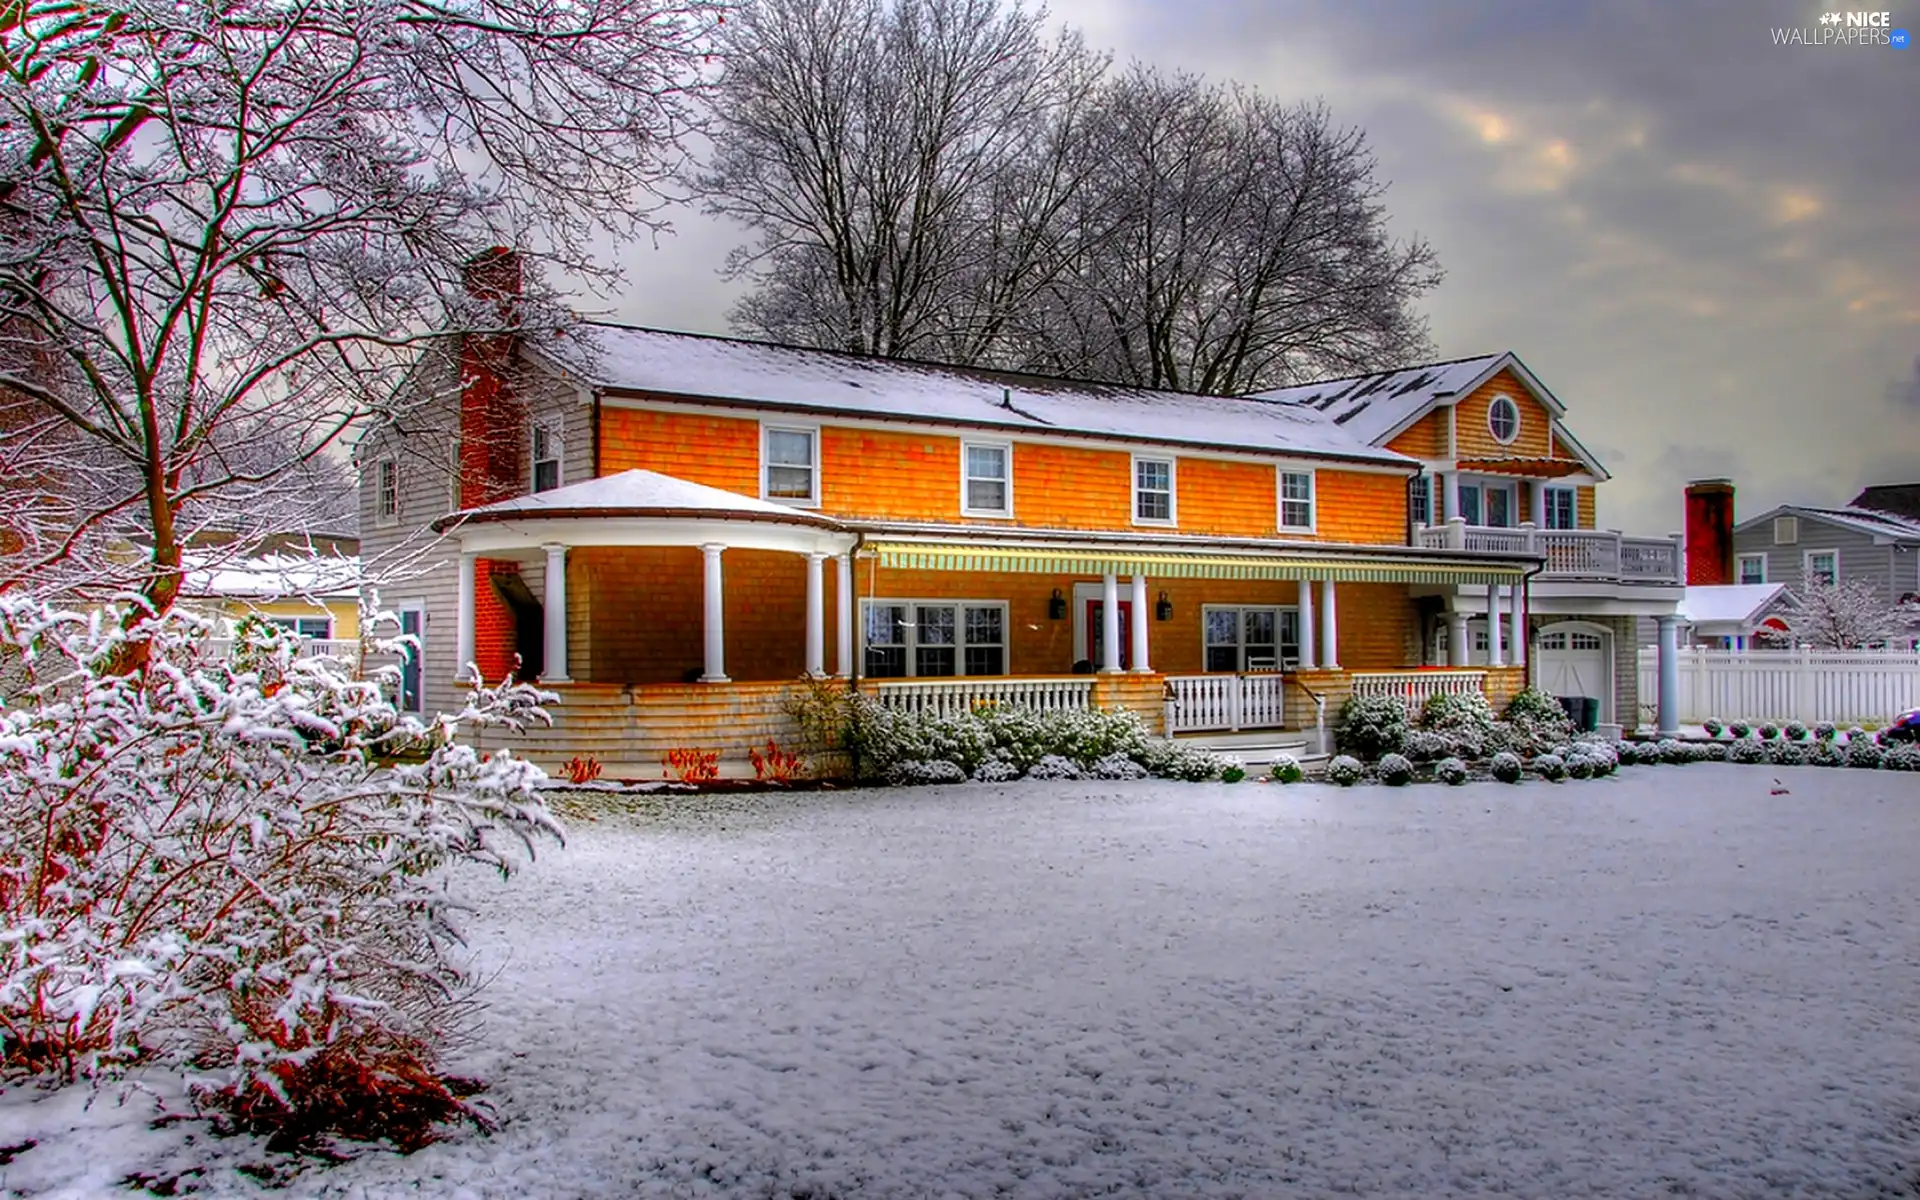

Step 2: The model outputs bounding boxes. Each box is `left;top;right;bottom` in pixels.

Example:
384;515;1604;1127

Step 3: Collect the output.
1415;519;1682;585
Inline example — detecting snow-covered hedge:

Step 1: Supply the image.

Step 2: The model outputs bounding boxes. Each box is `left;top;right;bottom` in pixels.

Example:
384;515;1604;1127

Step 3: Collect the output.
1767;739;1807;766
1269;754;1305;783
1809;740;1845;768
1784;721;1809;742
1813;722;1837;742
0;599;560;1145
1025;754;1085;781
1090;753;1149;781
1375;752;1414;786
1532;753;1567;781
1490;751;1524;784
888;758;968;785
971;758;1023;783
1435;757;1469;786
1324;755;1366;786
1499;688;1575;758
1727;738;1768;765
1335;694;1409;761
1728;721;1752;739
1845;739;1884;769
1702;718;1724;738
1887;744;1920;772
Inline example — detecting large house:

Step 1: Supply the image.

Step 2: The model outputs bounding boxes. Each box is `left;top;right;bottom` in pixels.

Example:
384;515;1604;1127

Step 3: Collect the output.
355;257;1687;772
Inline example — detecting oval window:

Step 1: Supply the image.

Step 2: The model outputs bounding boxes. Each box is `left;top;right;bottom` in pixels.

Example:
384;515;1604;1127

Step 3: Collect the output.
1487;395;1520;444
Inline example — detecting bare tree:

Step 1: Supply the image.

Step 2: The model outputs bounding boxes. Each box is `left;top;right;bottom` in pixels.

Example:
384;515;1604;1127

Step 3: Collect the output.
1783;579;1920;649
700;0;1102;358
0;0;720;659
701;0;1441;392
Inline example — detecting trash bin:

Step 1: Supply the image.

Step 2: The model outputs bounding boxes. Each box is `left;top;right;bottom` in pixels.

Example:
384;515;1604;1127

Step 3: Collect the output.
1575;697;1600;733
1557;696;1580;724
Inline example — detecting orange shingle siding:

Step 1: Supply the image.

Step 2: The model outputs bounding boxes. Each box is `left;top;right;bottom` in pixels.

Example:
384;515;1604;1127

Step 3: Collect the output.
821;426;961;520
1452;370;1554;461
1386;410;1446;458
1578;486;1597;530
600;407;760;494
1314;471;1409;545
1174;458;1278;538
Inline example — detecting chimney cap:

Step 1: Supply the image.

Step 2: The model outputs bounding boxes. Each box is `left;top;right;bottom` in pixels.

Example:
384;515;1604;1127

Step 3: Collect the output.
1686;478;1734;489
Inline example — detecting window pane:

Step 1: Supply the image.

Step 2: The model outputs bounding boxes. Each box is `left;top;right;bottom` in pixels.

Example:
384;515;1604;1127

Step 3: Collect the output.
964;605;1003;648
1205;609;1239;646
1459;486;1482;525
865;647;907;678
917;605;956;645
1739;557;1765;585
533;459;559;493
865;604;906;647
768;429;813;467
296;618;332;639
1279;610;1300;664
966;445;1006;480
1137;489;1171;521
1281;472;1311;500
767;464;814;499
1244;610;1275;644
915;646;956;676
1487;488;1511;528
967;478;1007;512
964;645;1004;676
1136;459;1170;491
1410;476;1431;525
1205;646;1240;672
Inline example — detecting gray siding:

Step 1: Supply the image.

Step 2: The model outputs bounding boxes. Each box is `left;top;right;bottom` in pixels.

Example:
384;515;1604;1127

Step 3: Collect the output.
1729;512;1914;607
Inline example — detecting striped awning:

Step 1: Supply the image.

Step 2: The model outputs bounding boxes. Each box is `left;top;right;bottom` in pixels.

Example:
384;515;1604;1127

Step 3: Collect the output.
868;541;1525;585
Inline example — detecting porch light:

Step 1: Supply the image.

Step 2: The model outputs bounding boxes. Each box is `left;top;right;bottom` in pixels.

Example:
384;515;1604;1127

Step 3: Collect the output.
1156;591;1173;621
1048;588;1066;620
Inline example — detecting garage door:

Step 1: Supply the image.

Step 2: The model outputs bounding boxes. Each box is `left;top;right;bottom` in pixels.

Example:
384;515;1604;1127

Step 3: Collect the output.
1537;627;1611;723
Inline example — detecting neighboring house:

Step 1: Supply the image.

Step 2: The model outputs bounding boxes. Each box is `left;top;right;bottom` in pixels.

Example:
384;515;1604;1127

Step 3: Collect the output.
354;258;1689;769
1249;355;1684;731
1727;503;1920;607
1667;583;1796;648
179;532;361;648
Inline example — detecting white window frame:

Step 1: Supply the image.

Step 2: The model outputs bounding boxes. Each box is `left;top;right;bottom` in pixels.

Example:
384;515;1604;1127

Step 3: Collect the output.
266;616;333;639
1277;468;1316;532
1737;553;1767;585
395;600;426;715
1487;394;1521;445
960;439;1013;518
531;422;562;494
1202;604;1301;672
375;456;399;526
1457;477;1517;528
859;598;1009;678
1409;474;1433;528
1543;485;1577;531
1131;454;1176;526
447;437;461;513
1803;549;1839;587
760;422;821;508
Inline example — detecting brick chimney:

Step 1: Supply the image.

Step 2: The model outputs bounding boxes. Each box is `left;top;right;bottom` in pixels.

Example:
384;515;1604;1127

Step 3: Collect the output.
1684;478;1736;586
458;247;524;510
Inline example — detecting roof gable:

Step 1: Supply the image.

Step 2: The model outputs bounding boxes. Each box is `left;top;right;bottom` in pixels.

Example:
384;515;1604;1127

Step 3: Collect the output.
1735;504;1920;543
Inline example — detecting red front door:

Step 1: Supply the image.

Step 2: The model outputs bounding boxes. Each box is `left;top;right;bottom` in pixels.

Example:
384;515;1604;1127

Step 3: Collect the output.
1087;599;1133;670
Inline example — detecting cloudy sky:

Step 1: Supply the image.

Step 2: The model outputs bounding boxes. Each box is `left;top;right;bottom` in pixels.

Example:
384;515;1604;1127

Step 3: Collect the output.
584;0;1919;538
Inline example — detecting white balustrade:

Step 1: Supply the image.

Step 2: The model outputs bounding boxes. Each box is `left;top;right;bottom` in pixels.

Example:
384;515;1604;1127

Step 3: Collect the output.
1635;646;1920;727
1163;673;1290;734
874;676;1094;719
1349;669;1488;707
1414;524;1681;584
199;637;361;661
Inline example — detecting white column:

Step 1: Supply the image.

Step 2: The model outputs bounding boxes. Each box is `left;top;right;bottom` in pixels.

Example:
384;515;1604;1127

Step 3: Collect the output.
1318;578;1339;670
1485;584;1504;667
1448;611;1471;668
455;551;477;678
835;553;854;678
1656;615;1681;736
699;542;728;683
1444;471;1461;524
804;552;827;678
1530;479;1548;528
541;543;570;682
1129;574;1151;674
1508;581;1527;668
1100;572;1121;673
1297;579;1316;670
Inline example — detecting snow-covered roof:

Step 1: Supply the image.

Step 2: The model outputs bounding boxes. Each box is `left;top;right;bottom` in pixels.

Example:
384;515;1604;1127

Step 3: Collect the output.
1680;583;1793;628
1736;504;1920;543
1244;354;1509;445
440;469;847;530
543;324;1412;467
183;553;360;600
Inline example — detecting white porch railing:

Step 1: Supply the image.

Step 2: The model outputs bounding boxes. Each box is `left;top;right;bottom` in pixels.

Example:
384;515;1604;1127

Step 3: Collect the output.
1416;521;1681;584
1163;673;1289;734
873;676;1094;718
1636;647;1920;726
1350;670;1488;708
199;638;361;661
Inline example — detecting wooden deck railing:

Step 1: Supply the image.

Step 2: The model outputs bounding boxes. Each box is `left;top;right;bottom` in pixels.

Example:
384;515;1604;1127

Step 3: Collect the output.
872;676;1094;718
1162;673;1289;734
1349;669;1487;707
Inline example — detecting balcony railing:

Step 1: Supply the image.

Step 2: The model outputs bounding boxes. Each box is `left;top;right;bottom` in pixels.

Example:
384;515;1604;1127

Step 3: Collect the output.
1416;520;1681;584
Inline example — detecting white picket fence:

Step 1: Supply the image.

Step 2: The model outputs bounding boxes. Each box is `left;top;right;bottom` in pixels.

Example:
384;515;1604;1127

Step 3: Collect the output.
873;676;1094;719
1637;647;1920;726
1163;674;1289;734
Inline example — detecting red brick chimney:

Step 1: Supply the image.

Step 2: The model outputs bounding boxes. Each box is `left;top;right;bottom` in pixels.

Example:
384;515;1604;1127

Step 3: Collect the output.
457;247;527;683
1684;478;1736;586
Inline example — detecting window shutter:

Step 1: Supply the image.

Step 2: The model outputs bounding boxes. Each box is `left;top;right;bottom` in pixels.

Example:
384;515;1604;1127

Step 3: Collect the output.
1772;515;1798;545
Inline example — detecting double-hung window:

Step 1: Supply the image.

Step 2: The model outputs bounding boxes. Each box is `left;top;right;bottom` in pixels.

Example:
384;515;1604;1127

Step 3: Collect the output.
267;616;333;639
1278;469;1315;531
1409;475;1432;527
1804;550;1838;587
1134;456;1174;524
962;442;1011;517
763;425;819;505
862;599;1007;678
376;458;399;525
531;424;562;493
1737;553;1766;585
1543;486;1577;530
1203;606;1300;672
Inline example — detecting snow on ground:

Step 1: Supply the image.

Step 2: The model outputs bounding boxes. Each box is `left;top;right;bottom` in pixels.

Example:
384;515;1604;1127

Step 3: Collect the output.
4;766;1919;1198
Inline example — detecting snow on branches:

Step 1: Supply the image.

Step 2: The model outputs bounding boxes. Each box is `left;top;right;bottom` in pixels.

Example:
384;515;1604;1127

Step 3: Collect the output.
1782;579;1920;649
0;599;560;1146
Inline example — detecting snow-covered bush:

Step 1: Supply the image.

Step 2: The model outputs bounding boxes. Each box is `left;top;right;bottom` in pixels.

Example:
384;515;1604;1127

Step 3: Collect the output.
1025;754;1085;781
1568;741;1617;776
1490;751;1524;784
1701;741;1729;762
1403;729;1454;763
888;758;968;785
1702;718;1724;738
1324;755;1366;787
1727;738;1768;765
1808;740;1845;768
1137;739;1225;782
848;700;1156;780
1846;725;1868;744
1658;738;1690;764
1846;739;1885;769
1269;754;1305;783
1886;744;1920;772
1421;690;1496;744
1613;739;1641;765
1335;694;1409;761
1565;754;1595;780
1728;721;1751;739
1532;753;1567;781
1784;721;1809;742
0;600;560;1145
1813;722;1837;742
1375;753;1414;786
1501;688;1575;757
1435;757;1469;786
1757;723;1780;741
1090;753;1149;781
971;758;1023;783
1220;761;1247;784
1767;739;1806;766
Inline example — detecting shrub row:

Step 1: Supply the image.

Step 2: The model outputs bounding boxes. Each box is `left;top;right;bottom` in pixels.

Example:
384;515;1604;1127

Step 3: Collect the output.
849;699;1240;785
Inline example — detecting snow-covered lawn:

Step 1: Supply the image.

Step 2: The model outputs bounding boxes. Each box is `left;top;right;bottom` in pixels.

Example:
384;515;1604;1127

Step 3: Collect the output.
6;766;1919;1198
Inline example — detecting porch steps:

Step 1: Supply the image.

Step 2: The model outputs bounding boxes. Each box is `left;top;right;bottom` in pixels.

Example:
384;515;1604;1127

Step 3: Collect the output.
1172;730;1316;767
